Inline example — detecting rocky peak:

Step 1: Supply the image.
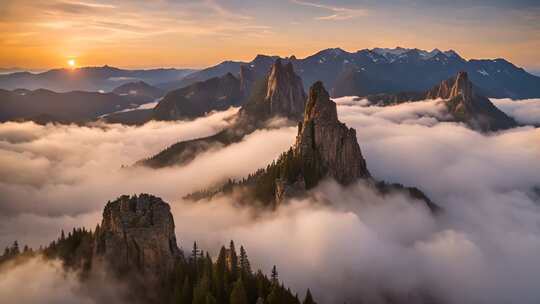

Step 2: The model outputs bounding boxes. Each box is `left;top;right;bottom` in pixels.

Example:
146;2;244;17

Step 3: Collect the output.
294;81;370;186
450;71;473;101
265;58;306;119
426;71;472;101
303;81;338;123
426;71;516;131
94;194;180;277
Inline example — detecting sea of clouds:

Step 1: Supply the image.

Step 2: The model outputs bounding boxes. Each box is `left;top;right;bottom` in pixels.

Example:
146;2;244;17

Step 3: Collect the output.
0;98;539;303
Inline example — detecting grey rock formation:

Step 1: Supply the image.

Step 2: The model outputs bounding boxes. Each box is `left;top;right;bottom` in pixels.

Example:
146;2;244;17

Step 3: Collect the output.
294;81;370;185
428;71;517;131
365;71;517;132
239;58;306;123
94;194;180;277
265;59;306;119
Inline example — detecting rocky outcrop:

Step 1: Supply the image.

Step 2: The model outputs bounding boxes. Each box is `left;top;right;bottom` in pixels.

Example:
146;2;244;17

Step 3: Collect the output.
265;59;306;119
94;194;180;277
364;71;517;132
295;81;371;185
430;72;517;131
239;59;306;123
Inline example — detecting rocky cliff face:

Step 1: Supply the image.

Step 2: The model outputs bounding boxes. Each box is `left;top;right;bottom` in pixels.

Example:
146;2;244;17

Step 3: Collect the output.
94;194;180;277
239;59;306;123
272;82;370;204
265;59;306;119
294;81;370;185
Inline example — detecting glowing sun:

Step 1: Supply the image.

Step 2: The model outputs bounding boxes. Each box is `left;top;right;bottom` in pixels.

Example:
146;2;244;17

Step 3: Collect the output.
68;59;76;68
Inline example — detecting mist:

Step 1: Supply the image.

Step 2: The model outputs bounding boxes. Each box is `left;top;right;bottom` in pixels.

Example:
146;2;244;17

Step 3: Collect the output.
0;98;539;303
491;98;540;125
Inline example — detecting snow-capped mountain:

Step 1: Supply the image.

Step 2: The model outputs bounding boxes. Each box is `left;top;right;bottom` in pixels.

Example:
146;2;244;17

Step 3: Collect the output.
156;47;540;99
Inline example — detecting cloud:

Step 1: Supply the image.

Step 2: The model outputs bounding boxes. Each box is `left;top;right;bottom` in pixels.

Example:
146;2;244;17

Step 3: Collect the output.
291;0;369;20
491;98;540;125
47;1;116;14
0;107;296;247
1;98;540;303
0;256;127;304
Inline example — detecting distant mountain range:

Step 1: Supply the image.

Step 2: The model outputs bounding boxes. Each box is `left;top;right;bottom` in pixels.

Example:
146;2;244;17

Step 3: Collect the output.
0;66;196;92
158;47;540;100
0;81;161;123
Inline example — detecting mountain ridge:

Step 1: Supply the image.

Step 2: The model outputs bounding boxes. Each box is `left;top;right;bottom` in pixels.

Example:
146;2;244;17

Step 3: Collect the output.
151;47;540;100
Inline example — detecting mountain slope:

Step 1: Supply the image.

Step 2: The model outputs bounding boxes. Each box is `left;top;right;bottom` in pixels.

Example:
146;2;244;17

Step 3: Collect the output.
154;73;242;120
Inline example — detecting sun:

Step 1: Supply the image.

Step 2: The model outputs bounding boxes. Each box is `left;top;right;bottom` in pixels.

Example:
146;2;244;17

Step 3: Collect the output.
68;59;76;68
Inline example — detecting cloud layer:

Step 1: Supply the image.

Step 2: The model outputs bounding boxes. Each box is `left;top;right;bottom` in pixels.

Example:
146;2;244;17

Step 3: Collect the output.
1;98;539;303
491;98;540;125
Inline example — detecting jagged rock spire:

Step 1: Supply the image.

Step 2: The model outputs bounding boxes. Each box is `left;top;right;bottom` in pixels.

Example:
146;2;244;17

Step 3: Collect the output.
450;71;473;101
294;81;370;185
265;58;306;119
426;71;516;131
239;58;306;123
426;71;472;101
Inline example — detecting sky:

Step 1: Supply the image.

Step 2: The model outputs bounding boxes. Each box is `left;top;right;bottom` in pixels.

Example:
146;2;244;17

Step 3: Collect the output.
1;0;539;70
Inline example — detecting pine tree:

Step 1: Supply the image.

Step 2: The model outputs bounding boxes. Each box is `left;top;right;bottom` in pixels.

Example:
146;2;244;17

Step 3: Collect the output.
192;242;199;262
213;246;227;304
230;279;248;304
229;240;238;280
11;241;20;256
239;246;251;275
271;265;278;284
303;289;316;304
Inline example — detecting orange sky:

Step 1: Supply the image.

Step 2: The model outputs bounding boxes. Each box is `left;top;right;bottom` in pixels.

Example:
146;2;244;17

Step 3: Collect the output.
1;0;539;71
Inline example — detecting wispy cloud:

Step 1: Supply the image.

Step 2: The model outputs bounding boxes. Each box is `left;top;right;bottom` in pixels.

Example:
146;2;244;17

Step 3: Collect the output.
47;1;116;14
292;0;368;20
